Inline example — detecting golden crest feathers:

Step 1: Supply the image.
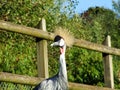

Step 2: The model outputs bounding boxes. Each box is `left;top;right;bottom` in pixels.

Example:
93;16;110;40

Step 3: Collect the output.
54;27;74;47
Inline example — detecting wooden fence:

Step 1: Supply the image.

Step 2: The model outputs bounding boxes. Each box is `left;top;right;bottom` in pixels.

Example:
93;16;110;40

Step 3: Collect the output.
0;19;120;89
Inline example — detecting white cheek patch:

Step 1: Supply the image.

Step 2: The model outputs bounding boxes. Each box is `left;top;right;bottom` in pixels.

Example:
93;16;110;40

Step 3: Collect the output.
59;39;65;46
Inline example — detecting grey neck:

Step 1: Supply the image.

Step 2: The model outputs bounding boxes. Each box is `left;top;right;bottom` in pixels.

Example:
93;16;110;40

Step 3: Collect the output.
59;44;67;81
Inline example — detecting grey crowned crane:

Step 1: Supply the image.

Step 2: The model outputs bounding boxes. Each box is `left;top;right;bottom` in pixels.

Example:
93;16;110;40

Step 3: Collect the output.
33;27;74;90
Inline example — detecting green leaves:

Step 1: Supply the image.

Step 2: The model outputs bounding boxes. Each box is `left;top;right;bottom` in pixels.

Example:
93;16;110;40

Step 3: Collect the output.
0;0;78;78
112;0;120;17
66;47;103;85
1;0;120;89
0;31;37;76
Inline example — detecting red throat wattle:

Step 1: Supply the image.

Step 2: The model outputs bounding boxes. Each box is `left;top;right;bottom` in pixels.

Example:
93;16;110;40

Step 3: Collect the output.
60;47;64;54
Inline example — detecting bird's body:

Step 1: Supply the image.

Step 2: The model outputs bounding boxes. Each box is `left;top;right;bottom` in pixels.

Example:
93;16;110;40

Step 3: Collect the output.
33;35;68;90
33;71;68;90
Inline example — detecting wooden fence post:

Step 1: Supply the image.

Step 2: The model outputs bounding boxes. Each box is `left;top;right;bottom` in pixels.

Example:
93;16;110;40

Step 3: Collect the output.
36;18;49;78
103;35;114;89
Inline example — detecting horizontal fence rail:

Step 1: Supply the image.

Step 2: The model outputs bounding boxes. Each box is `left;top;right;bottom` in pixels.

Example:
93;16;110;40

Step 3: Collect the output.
0;20;119;89
0;20;120;56
0;20;55;41
0;72;43;85
0;72;114;90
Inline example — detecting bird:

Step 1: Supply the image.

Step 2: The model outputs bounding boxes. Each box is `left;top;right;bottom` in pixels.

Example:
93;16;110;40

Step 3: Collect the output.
33;27;74;90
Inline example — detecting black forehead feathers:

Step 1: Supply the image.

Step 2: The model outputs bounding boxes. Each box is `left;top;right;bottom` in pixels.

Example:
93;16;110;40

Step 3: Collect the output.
54;35;62;42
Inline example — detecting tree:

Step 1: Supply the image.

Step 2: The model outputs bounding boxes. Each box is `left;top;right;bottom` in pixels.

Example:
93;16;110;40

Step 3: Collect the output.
1;0;120;89
0;0;78;75
0;0;78;89
80;6;120;88
112;0;120;17
55;7;120;87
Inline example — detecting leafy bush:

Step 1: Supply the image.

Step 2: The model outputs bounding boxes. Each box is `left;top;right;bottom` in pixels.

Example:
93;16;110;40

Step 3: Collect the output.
0;0;120;89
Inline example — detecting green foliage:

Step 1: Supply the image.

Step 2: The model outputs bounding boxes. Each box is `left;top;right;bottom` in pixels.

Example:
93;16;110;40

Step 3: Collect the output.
0;0;78;76
67;47;104;85
0;82;34;90
57;7;120;88
112;0;120;17
80;7;120;88
0;0;120;89
0;31;37;76
0;0;78;27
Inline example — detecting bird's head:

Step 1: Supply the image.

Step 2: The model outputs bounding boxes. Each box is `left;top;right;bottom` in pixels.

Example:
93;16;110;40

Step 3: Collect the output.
51;27;74;48
51;35;65;47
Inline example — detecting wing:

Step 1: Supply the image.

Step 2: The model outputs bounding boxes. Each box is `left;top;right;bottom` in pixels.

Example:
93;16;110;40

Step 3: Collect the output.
33;74;68;90
33;79;55;90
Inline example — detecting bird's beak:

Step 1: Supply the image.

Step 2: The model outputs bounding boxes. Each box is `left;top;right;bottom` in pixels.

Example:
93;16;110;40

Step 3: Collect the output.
50;42;59;47
51;39;65;47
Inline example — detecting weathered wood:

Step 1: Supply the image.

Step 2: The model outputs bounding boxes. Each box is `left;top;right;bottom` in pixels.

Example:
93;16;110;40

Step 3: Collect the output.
0;20;55;41
0;72;43;85
103;35;114;89
0;21;120;56
36;18;49;78
69;82;114;90
0;72;115;90
74;39;120;56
